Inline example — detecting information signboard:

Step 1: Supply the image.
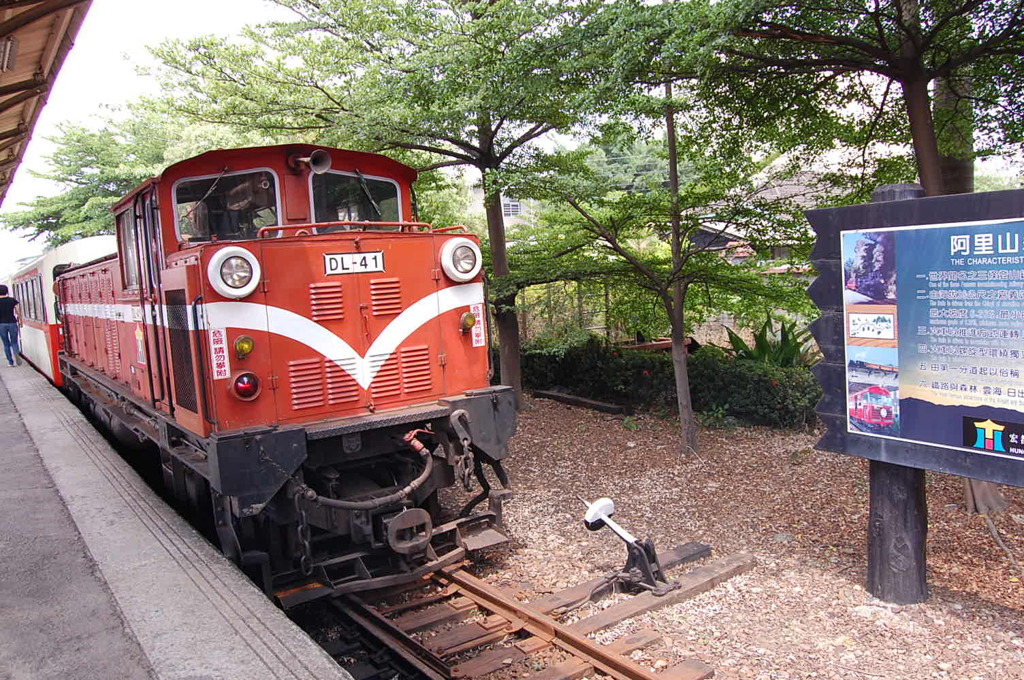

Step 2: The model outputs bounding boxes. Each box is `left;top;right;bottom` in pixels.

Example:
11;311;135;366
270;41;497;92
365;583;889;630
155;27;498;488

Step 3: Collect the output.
806;189;1024;487
842;219;1024;462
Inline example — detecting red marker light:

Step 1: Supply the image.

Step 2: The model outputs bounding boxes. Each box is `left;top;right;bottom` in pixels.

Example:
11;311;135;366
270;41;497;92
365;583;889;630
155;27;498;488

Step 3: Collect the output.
233;372;260;399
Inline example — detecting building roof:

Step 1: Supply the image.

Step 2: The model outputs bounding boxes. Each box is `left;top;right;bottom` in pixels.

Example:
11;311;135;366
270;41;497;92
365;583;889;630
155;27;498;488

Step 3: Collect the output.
0;0;91;207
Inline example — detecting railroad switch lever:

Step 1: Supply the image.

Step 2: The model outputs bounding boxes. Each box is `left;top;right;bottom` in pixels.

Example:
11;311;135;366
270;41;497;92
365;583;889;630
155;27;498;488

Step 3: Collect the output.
582;497;679;597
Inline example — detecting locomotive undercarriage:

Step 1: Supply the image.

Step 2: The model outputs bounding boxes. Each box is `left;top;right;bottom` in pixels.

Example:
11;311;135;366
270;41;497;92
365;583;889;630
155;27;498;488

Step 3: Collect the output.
235;423;514;608
59;357;516;606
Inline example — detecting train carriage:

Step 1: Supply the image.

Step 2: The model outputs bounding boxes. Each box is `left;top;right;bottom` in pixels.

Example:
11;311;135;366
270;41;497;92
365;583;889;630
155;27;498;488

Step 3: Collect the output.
8;236;117;383
54;144;516;605
849;385;896;431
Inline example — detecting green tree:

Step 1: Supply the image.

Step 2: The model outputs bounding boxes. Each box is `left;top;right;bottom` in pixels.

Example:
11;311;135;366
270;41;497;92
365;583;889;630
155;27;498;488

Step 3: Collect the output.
517;105;811;451
688;0;1024;196
151;0;607;402
1;109;267;245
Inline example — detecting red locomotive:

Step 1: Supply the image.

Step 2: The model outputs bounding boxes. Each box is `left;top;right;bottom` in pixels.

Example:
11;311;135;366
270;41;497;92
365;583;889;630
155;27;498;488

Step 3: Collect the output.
53;144;515;606
849;385;896;431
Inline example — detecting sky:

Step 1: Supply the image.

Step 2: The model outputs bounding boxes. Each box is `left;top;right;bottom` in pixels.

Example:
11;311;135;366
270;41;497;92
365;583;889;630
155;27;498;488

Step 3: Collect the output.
0;0;291;277
849;345;898;367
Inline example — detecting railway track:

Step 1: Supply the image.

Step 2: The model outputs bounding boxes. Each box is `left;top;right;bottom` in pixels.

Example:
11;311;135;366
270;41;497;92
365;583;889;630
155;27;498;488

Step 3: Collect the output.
328;543;757;680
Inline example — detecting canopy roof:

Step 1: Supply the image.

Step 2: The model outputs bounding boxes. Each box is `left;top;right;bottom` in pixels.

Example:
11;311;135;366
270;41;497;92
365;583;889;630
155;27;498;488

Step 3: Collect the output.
0;0;90;207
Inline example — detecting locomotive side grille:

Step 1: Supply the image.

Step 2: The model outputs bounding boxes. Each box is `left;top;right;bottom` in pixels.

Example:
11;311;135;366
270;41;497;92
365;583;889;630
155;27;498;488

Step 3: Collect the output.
165;290;198;413
326;357;359;404
370;278;402;316
368;354;401;399
399;345;432;393
289;358;326;410
309;282;344;322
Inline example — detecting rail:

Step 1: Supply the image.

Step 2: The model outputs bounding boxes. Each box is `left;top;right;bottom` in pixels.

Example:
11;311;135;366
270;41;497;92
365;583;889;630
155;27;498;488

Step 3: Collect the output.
327;543;758;679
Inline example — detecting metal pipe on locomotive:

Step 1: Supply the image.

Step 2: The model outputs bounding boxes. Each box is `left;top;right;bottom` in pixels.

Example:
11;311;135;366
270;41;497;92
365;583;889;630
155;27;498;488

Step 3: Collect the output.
51;144;516;607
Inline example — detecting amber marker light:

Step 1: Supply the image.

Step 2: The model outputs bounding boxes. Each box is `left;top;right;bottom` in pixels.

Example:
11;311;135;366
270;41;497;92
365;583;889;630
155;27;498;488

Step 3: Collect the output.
234;335;255;358
459;311;476;333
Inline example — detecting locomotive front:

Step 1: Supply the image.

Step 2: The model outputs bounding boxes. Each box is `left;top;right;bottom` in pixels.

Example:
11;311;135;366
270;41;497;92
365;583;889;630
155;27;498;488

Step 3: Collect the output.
58;145;515;605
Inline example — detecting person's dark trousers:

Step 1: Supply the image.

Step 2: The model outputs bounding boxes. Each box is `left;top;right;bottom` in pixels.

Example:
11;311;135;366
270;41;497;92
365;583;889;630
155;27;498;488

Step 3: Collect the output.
0;323;19;365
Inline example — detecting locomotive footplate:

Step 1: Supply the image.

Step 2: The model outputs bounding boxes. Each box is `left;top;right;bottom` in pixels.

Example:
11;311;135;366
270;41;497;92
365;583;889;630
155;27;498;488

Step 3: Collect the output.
274;503;510;609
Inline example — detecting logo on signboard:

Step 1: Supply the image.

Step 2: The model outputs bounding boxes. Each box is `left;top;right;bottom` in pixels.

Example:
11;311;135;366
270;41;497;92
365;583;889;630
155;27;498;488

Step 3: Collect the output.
961;416;1024;458
969;418;1007;452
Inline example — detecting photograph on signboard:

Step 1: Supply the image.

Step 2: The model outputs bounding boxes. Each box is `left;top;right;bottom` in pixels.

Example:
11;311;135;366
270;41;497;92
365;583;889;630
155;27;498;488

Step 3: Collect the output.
848;312;895;340
847;346;900;435
840;218;1024;461
842;231;897;304
845;303;898;348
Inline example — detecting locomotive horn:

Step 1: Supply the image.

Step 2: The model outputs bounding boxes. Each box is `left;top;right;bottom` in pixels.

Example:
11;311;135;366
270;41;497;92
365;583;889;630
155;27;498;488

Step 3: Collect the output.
289;149;332;174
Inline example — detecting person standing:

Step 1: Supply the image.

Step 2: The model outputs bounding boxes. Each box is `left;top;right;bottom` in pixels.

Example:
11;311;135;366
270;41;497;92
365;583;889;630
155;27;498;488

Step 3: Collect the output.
0;284;20;367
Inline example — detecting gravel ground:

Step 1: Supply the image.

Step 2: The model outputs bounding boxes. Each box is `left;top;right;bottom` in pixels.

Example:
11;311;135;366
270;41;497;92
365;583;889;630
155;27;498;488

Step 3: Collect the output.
446;397;1024;680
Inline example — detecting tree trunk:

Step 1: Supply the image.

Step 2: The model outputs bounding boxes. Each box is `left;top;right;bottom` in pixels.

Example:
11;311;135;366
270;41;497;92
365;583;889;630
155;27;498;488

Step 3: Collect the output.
483;180;523;405
933;77;974;195
576;281;585;331
931;74;1008;513
963;477;1009;514
669;312;697;453
896;0;943;197
901;76;944;196
603;281;611;343
664;81;697;452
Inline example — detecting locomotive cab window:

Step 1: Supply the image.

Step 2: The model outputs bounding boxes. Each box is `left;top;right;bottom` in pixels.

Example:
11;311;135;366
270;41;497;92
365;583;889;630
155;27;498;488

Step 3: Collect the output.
175;169;279;242
311;171;400;231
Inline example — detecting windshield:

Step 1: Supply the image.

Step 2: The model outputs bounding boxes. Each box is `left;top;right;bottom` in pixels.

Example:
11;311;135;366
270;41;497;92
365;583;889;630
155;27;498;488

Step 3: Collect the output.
176;169;279;241
312;171;400;231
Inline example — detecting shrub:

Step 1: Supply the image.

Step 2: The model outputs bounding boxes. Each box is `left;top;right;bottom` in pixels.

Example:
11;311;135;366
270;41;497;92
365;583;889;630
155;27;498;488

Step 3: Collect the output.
724;317;820;367
522;335;820;429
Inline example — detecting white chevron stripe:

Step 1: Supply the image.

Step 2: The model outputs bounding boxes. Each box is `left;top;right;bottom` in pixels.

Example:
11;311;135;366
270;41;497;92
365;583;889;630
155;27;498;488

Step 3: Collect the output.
62;283;484;390
205;282;483;389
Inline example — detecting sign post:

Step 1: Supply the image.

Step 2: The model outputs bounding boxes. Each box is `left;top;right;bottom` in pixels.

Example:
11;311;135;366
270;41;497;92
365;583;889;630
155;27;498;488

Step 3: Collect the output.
806;185;1024;603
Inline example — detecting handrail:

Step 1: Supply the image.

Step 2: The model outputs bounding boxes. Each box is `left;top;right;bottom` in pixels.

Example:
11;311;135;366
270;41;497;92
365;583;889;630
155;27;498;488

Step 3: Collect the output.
190;295;216;426
257;221;434;238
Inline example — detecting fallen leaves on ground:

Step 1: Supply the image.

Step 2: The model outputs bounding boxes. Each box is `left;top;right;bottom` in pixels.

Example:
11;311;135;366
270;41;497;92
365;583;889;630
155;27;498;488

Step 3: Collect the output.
444;397;1024;680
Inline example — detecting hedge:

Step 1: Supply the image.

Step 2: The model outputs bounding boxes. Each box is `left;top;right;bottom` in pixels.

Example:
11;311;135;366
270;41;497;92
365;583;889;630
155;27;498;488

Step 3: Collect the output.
521;336;820;429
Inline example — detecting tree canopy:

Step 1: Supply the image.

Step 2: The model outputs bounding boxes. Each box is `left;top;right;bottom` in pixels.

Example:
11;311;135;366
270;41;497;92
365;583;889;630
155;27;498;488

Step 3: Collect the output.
680;0;1024;195
153;0;617;401
0;110;269;245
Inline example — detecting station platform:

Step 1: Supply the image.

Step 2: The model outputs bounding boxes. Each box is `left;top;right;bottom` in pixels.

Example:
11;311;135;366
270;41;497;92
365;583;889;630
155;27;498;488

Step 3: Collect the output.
0;364;352;680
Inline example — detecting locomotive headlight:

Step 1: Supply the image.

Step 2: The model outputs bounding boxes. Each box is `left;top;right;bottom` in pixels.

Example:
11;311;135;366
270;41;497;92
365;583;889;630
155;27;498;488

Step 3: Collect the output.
207;246;262;299
459;311;477;332
220;257;253;289
439;237;482;282
452;245;477;273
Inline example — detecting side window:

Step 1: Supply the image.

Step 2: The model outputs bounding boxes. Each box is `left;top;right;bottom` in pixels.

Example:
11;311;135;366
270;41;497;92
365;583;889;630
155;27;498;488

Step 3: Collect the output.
118;210;139;289
25;280;34;321
34;276;45;323
17;277;44;322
